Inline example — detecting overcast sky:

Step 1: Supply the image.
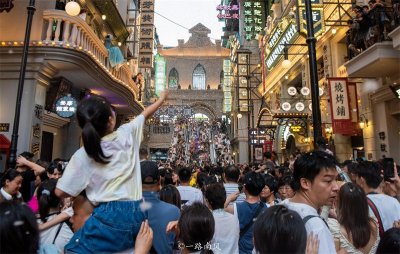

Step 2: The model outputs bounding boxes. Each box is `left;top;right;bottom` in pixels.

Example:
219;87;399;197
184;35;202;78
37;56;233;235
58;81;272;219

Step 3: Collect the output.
154;0;224;47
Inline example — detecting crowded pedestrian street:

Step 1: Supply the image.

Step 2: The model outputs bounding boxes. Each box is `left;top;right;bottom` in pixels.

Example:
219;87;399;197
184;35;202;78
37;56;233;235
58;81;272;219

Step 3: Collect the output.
0;0;399;253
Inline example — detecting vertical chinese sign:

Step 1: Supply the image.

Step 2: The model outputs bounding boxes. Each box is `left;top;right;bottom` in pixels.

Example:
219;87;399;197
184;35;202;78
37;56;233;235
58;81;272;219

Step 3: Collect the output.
223;60;232;113
328;78;358;135
243;0;265;41
154;54;166;96
139;0;155;68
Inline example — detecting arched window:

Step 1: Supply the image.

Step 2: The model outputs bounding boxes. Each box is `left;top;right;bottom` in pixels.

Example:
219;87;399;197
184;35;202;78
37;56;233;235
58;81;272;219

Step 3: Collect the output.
168;68;179;89
192;64;206;90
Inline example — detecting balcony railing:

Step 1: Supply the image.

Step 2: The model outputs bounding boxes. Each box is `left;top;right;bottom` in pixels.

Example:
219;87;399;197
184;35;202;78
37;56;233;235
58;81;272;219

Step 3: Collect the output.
41;10;138;96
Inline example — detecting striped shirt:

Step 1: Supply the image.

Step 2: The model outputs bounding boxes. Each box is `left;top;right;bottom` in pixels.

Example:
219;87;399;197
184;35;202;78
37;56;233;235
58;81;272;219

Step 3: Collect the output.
224;183;245;203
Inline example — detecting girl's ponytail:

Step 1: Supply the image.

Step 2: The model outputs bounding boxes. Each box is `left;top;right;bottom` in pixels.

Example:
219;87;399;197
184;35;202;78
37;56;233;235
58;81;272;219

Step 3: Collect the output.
37;179;59;223
77;96;112;164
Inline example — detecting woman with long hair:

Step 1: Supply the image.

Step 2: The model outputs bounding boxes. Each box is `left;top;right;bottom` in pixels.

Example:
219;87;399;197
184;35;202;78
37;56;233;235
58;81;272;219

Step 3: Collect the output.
37;179;73;253
328;182;379;253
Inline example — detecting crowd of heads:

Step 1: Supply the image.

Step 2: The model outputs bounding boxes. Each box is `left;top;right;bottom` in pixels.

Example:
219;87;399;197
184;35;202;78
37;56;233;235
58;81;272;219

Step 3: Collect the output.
1;146;399;253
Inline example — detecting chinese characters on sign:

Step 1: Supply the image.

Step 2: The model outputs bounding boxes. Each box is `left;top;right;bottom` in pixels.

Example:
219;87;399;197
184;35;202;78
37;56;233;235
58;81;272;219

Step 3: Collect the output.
243;1;265;41
297;0;325;37
223;60;232;113
329;79;350;119
55;95;77;118
0;123;10;132
328;78;357;135
139;0;155;68
154;54;166;96
216;3;239;19
249;128;267;145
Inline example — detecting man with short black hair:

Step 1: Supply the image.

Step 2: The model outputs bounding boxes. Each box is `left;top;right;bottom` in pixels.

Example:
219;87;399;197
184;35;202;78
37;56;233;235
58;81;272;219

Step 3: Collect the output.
204;183;239;254
223;165;245;203
140;160;180;253
176;167;203;207
353;161;400;232
225;171;267;254
281;150;340;254
139;147;148;162
263;152;276;172
16;152;45;202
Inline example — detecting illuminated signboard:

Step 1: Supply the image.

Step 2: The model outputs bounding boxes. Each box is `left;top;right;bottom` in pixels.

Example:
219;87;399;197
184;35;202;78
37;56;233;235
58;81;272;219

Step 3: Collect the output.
243;0;265;41
154;54;166;96
265;22;298;69
223;59;232;113
55;95;77;118
216;3;239;19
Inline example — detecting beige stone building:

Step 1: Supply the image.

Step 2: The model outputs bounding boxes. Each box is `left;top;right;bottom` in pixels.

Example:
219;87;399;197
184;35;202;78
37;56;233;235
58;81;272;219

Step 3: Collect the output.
145;24;230;160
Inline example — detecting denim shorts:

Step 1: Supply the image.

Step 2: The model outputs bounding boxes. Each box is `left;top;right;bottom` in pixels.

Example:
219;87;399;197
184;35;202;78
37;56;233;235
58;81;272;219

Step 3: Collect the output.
65;200;146;254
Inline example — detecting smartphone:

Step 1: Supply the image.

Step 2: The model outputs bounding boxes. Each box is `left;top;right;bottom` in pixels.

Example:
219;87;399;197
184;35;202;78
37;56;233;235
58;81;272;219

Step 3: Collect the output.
238;183;243;193
382;158;395;182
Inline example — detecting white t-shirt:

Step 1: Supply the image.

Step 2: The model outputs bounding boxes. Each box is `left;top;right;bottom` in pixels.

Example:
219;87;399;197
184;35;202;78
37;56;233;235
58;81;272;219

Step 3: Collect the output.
367;193;400;231
39;214;74;253
57;115;145;204
281;199;336;254
177;185;203;207
212;209;240;254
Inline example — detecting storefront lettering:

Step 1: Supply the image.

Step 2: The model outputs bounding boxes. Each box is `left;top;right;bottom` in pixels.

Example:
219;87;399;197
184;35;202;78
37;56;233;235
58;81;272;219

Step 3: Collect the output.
266;24;298;69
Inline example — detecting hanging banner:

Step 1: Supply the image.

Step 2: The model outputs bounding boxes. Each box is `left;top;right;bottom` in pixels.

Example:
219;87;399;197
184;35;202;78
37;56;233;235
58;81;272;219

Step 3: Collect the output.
328;78;358;135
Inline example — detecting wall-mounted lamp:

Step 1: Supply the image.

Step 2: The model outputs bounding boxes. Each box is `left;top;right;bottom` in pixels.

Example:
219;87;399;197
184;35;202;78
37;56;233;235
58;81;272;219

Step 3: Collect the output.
282;44;291;69
325;126;333;134
237;113;243;119
359;114;368;129
102;14;107;20
331;28;337;34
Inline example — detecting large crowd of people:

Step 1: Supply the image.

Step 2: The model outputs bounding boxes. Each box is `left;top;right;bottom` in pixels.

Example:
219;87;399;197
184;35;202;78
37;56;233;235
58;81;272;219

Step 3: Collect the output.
168;118;233;167
1;90;400;254
346;1;400;59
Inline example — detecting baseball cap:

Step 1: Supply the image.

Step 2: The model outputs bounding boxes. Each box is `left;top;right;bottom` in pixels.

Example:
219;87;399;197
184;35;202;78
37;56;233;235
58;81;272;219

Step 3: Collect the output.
140;160;160;184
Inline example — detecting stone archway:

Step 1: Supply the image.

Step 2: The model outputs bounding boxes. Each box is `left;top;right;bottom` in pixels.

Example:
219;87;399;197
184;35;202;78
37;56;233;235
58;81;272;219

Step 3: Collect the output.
189;102;217;120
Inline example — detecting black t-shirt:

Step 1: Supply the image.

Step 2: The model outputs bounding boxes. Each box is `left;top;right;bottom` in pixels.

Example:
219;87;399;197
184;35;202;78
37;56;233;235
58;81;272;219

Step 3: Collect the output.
20;170;36;202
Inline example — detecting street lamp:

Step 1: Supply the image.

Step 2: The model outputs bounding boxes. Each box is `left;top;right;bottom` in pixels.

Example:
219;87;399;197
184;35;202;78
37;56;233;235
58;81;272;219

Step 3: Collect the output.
304;0;323;147
8;0;36;168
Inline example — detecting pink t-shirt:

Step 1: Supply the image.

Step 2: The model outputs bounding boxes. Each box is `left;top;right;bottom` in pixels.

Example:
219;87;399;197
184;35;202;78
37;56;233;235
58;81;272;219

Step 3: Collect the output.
28;195;39;213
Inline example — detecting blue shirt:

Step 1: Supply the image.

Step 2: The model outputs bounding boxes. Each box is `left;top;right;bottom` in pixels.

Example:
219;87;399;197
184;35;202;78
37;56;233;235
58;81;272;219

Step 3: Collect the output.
235;201;268;254
143;191;180;253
